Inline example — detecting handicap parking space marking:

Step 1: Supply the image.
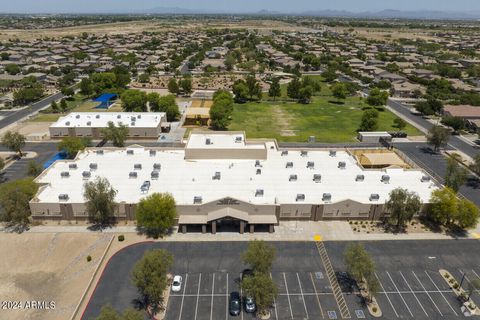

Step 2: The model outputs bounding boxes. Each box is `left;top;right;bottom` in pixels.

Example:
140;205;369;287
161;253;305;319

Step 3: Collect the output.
399;271;428;317
178;273;189;320
411;271;443;316
375;272;399;318
327;310;337;319
283;272;294;319
386;271;414;317
355;309;365;319
424;270;458;316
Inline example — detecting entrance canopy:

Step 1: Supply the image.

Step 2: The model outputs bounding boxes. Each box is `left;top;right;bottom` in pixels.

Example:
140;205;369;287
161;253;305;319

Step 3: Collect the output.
178;208;277;225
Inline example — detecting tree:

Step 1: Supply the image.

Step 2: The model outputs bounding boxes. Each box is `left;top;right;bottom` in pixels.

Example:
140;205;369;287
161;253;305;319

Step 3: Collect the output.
358;109;379;132
58;137;91;159
5;63;20;75
427;125;450;152
61;86;75;98
95;304;143;320
245;74;262;100
470;154;480;175
157;95;179;121
2;131;26;157
456;199;480;230
25;160;42;178
84;177;117;226
287;77;302;100
414;98;443;116
0;178;39;228
136;193;176;238
322;67;337;82
102;122;129;147
132;249;173;315
241;272;278;316
79;78;94;96
366;88;389;106
242;240;276;274
13;77;44;105
441;116;465;133
60;98;68;112
121;89;147;112
268;77;281;101
138;73;150;83
331;82;348;102
427;188;458;226
298;85;313;104
147;92;160;111
444;153;468;193
385;188;422;230
179;77;192;96
344;243;379;302
232;79;249;103
393;118;407;131
167;78;179;95
0;158;4;171
50;100;59;113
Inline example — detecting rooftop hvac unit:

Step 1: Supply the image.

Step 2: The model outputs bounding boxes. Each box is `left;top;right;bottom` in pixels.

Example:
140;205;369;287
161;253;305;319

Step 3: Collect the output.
338;161;346;169
421;176;431;182
149;150;156;157
255;160;262;167
212;172;221;180
140;181;151;193
296;194;306;202
86;121;91;126
60;171;70;178
281;150;288;156
75;114;80;119
205;138;212;145
69;163;77;169
134;164;142;170
289;174;298;182
58;194;69;201
193;196;203;204
308;136;315;143
82;171;91;178
89;163;98;170
127;150;134;155
117;114;121;119
329;150;337;157
313;174;322;183
130;122;135;126
131;116;136;122
370;194;380;201
235;136;242;143
255;189;264;197
153;163;161;170
151;171;159;179
65;121;70;126
96;150;104;155
137;115;141;119
129;172;138;178
381;175;390;183
286;161;293;168
322;193;332;201
356;174;365;182
300;150;308;157
256;169;262;175
307;161;315;169
95;114;100;119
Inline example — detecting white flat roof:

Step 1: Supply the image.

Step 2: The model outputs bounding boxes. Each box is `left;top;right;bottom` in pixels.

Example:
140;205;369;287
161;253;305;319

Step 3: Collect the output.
186;132;265;150
50;112;166;129
34;142;437;206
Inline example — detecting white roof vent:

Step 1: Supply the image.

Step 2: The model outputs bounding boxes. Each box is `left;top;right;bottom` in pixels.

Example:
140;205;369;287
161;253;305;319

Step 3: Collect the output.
96;150;104;155
307;161;315;169
370;194;380;201
95;114;100;119
313;174;321;183
212;172;221;180
151;171;159;179
421;176;431;182
194;196;203;204
381;175;390;183
206;138;212;145
256;168;262;175
356;174;365;182
131;122;135;126
255;189;264;197
134;164;142;170
129;172;138;178
330;150;337;157
300;150;308;157
338;161;346;169
65;121;70;126
149;150;156;157
255;160;262;168
322;193;332;201
89;163;98;170
296;194;305;202
117;114;121;119
235;136;242;143
58;194;69;201
281;150;288;156
289;174;298;182
75;114;80;119
69;163;77;169
286;161;293;168
86;121;91;126
60;171;70;178
82;171;91;178
140;181;151;193
127;150;134;155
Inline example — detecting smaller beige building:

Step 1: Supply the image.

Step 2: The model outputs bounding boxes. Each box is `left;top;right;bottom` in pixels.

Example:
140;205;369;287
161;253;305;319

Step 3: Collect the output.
49;112;168;139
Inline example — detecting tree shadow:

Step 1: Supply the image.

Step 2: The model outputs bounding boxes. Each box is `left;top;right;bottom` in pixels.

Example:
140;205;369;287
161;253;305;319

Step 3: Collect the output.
419;146;437;155
418;217;443;233
445;225;469;239
87;220;116;231
465;176;480;189
328;100;345;105
1;223;30;233
136;226;174;239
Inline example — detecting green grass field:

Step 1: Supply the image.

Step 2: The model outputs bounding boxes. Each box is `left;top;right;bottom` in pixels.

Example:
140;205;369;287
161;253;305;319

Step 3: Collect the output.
229;94;422;143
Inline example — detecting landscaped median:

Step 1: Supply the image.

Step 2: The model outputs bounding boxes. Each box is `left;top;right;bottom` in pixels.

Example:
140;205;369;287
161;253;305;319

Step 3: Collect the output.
358;278;382;317
440;269;479;316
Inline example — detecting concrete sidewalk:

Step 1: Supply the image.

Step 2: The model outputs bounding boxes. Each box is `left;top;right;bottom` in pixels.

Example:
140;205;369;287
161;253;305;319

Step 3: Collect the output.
21;221;475;242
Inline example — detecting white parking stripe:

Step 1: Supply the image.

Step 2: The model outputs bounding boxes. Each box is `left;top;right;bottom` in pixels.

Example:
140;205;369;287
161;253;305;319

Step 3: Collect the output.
271;273;279;320
375;272;399;318
412;271;443;316
424;271;458;316
470;270;480;294
283;272;294;320
226;273;228;320
194;273;202;320
296;273;309;318
210;273;215;320
178;273;188;320
386;271;414;317
399;271;428;317
310;272;324;319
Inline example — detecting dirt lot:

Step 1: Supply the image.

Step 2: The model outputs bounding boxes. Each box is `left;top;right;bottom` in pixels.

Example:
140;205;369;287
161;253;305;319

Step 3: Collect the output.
330;26;437;41
0;233;112;320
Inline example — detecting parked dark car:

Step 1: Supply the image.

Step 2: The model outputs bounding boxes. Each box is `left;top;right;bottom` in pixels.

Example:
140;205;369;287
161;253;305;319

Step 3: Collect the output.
244;296;256;313
229;291;241;316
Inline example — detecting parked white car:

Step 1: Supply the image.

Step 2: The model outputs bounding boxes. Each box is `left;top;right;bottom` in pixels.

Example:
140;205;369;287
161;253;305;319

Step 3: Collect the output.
172;275;182;292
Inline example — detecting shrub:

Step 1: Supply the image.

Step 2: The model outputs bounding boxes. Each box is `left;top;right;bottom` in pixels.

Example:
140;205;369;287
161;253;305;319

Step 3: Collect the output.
372;307;378;312
453;283;459;289
87;255;92;262
445;274;450;279
118;234;125;242
449;278;455;284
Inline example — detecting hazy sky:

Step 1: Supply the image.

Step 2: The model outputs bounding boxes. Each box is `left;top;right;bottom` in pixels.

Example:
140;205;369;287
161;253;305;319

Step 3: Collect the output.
1;0;480;13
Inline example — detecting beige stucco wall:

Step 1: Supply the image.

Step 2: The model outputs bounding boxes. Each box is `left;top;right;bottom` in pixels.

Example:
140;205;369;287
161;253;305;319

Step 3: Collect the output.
185;148;267;160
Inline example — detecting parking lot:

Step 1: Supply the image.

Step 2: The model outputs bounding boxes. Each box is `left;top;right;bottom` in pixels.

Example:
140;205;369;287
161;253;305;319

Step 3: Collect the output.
82;240;480;320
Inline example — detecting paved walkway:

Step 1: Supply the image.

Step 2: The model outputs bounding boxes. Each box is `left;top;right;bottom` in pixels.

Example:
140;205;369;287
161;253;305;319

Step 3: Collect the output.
22;221;476;242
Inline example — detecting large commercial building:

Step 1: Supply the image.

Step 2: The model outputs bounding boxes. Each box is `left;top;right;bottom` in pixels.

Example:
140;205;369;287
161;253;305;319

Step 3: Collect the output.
30;132;437;233
49;112;168;139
